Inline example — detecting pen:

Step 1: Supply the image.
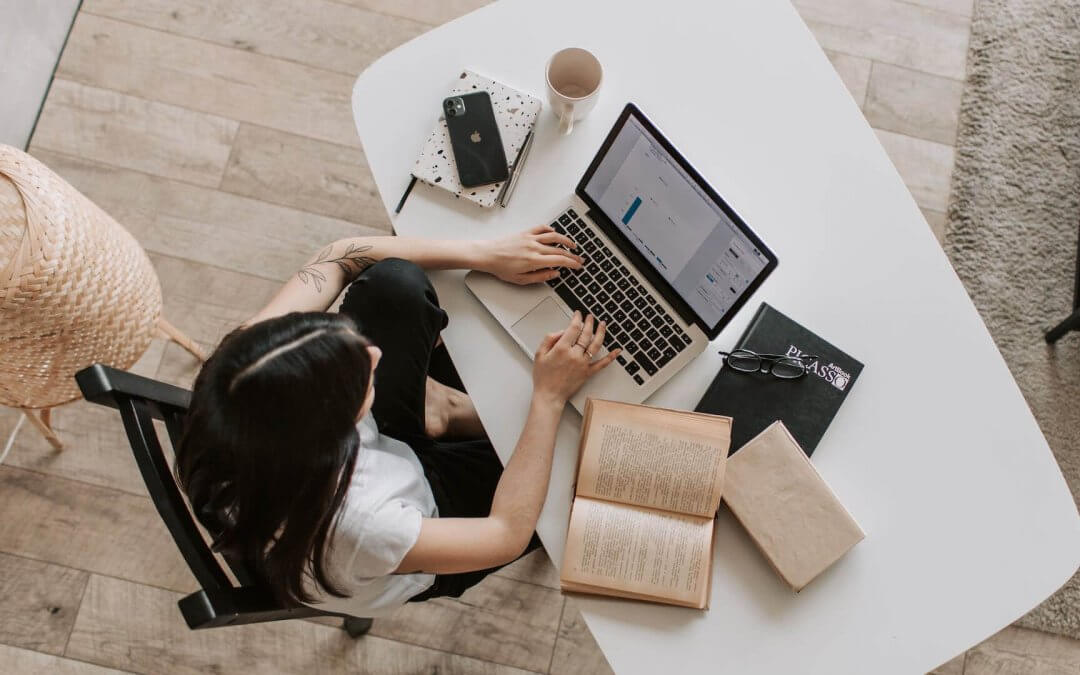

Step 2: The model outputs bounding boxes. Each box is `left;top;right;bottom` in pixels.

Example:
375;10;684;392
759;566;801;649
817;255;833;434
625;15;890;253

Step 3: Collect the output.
499;129;535;207
394;176;417;214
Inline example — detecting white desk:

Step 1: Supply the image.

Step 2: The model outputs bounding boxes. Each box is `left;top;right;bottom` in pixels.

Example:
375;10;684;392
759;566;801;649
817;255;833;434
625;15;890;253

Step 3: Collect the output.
352;1;1080;672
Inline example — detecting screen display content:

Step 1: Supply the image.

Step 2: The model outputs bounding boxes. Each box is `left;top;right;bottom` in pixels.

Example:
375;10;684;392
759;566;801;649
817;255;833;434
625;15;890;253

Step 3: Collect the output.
584;116;770;329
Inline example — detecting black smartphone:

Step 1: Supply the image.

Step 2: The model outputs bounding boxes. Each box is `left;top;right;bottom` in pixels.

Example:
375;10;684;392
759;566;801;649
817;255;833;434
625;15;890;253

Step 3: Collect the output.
443;92;509;188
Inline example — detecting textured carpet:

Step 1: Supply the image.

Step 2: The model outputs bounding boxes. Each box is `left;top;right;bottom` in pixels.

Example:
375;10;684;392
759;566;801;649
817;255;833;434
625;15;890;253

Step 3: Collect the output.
944;0;1080;638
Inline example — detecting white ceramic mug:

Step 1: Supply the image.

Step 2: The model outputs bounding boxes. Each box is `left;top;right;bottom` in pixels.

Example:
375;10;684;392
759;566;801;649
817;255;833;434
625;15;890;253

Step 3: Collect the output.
545;47;603;135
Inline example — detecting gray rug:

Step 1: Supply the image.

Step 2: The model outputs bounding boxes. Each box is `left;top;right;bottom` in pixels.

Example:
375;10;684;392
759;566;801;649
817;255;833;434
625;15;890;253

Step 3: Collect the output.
944;0;1080;638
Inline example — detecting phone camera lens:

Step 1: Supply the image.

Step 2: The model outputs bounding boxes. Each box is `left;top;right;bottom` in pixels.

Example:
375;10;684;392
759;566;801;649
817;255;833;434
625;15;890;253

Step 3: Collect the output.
445;98;465;118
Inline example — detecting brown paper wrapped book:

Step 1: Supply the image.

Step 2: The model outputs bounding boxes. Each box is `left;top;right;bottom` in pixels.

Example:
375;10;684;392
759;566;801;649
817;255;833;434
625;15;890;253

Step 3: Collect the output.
723;421;864;591
559;399;732;609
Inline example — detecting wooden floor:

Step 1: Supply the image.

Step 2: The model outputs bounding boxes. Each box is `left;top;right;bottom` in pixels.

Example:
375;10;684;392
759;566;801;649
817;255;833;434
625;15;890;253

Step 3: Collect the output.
2;0;1079;673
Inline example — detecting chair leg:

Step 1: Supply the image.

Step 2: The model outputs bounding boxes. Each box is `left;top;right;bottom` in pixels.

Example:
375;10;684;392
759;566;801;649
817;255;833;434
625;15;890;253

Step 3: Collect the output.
18;407;63;450
342;616;373;638
157;317;209;362
1045;307;1080;344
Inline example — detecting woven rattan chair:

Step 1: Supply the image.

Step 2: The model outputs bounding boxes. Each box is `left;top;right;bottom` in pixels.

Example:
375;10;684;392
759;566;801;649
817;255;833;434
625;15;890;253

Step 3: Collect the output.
0;145;206;450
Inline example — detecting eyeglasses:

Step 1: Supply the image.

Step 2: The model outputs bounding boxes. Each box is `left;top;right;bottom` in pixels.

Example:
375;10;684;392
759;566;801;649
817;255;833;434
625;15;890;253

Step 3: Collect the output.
718;349;818;380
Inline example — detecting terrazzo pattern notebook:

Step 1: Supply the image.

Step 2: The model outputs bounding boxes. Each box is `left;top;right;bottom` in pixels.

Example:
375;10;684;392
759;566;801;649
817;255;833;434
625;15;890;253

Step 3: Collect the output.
413;70;541;208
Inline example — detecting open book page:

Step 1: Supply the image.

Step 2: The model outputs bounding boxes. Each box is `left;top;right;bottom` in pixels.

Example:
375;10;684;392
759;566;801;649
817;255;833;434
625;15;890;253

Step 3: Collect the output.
559;579;706;608
560;497;714;608
576;399;732;518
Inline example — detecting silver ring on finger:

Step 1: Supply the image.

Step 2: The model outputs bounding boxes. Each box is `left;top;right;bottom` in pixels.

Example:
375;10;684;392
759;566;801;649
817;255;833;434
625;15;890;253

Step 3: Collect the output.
585;350;594;359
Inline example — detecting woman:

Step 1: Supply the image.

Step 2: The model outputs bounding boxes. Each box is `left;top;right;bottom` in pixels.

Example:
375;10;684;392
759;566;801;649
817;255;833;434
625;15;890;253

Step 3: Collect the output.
176;225;620;617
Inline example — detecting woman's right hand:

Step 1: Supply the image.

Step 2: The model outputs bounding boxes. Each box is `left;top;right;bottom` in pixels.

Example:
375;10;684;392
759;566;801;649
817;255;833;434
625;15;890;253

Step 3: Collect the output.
532;311;621;407
478;225;583;285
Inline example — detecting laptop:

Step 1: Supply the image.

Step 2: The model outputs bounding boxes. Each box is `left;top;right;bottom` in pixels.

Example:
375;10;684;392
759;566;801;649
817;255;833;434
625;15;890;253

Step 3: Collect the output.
465;103;778;412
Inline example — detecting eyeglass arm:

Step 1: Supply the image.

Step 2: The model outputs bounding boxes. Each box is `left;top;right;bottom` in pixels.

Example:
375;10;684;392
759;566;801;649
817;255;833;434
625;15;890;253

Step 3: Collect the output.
718;350;818;361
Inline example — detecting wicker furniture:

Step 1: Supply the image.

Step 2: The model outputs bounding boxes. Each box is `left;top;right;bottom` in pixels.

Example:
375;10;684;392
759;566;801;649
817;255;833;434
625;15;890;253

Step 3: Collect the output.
0;145;205;450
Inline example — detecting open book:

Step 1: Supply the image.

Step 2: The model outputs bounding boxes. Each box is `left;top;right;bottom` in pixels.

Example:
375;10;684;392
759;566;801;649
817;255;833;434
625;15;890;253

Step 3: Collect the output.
559;399;732;609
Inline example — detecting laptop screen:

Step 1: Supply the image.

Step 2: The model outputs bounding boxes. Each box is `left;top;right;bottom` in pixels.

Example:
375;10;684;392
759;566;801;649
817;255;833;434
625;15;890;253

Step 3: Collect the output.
582;112;772;331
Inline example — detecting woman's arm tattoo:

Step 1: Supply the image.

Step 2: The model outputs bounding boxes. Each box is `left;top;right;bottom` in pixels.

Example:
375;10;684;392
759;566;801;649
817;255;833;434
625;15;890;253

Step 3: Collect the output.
295;243;376;292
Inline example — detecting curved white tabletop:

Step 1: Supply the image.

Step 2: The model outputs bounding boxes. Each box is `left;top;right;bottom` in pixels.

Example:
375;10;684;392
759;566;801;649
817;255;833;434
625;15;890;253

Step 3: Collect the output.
352;1;1080;672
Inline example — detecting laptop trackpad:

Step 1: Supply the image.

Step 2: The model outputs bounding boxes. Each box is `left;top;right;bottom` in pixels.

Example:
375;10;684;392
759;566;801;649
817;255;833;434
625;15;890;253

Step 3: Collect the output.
512;297;571;355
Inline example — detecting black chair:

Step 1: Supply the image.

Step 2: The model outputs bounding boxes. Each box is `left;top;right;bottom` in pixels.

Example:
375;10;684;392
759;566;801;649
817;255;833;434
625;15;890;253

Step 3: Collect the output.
1046;219;1080;343
75;363;373;637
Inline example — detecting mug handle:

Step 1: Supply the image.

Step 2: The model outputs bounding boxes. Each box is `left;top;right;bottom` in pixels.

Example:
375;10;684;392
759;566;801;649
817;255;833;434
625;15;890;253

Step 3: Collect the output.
559;104;574;135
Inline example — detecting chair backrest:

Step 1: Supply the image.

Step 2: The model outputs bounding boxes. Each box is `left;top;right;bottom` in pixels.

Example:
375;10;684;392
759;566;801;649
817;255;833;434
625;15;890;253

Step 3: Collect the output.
75;363;328;629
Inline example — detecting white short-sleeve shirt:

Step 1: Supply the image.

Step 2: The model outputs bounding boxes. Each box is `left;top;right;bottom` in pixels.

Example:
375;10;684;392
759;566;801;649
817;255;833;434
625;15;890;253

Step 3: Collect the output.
303;413;437;617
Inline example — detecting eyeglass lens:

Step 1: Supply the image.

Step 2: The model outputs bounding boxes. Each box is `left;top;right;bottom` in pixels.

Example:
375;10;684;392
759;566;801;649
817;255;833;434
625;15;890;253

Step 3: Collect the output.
726;351;761;372
771;358;807;379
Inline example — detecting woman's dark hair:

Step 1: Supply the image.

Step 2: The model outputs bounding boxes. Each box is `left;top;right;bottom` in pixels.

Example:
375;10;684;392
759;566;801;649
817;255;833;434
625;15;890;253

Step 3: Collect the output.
176;312;372;605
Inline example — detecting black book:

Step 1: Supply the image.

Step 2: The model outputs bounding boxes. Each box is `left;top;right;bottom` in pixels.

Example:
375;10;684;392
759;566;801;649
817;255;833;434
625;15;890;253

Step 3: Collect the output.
695;303;863;456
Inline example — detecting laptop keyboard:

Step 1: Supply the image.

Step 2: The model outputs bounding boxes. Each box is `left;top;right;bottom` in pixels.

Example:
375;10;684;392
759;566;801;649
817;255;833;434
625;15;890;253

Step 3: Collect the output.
545;208;694;386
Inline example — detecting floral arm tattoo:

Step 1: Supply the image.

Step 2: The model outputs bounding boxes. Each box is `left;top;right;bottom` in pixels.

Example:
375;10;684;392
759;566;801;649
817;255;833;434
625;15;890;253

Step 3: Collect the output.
295;243;376;292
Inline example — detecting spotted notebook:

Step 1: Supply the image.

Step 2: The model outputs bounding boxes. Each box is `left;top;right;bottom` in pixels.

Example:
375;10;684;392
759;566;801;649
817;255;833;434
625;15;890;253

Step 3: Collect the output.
412;70;541;208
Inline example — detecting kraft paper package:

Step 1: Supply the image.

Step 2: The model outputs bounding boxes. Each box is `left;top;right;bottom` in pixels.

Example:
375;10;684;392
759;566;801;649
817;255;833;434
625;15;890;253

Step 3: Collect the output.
723;421;864;591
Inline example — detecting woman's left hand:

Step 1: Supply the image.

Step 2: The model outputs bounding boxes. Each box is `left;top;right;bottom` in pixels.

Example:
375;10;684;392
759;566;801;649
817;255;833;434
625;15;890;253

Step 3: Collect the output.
478;224;584;285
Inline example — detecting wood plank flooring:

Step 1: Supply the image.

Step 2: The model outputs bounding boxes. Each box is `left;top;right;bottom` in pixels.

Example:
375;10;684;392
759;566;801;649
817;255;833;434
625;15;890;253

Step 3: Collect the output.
5;0;1078;673
32;79;239;187
0;553;89;656
219;124;386;226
